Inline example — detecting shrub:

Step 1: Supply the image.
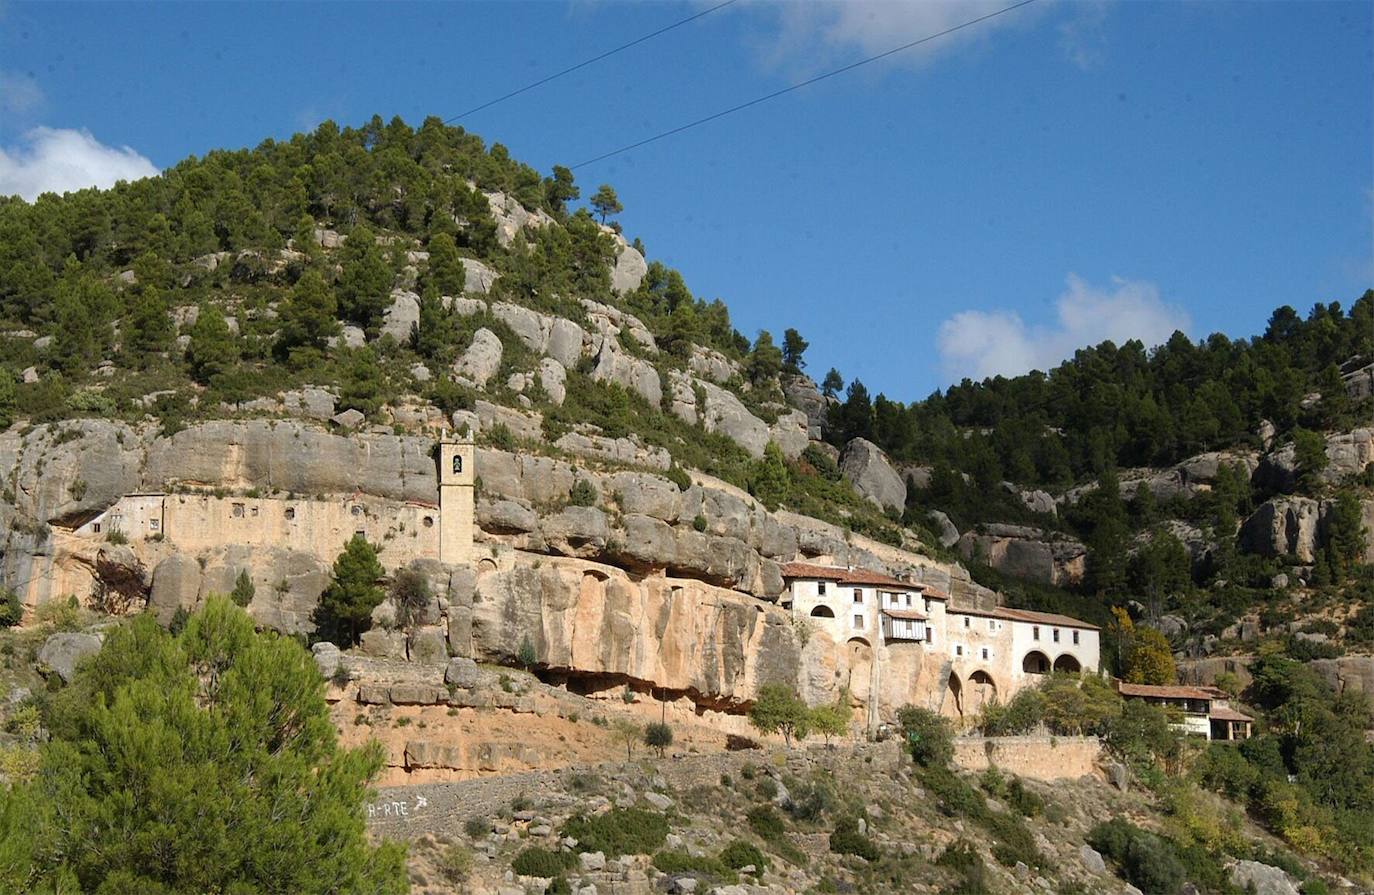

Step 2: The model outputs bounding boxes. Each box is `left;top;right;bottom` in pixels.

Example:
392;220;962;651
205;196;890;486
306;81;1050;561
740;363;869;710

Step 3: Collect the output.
437;844;473;883
652;851;735;881
1088;818;1187;895
664;464;691;491
828;815;879;861
464;816;489;839
567;478;598;507
746;805;787;839
389;568;431;628
935;839;988;895
0;589;22;627
1193;742;1260;801
693;514;708;532
644;721;673;757
897;705;953;767
755;777;778;801
516;635;538;669
511;846;576;877
783;777;836;822
720;839;767;873
229;570;255;608
484;422;516;450
562;807;668;856
1006;778;1043;818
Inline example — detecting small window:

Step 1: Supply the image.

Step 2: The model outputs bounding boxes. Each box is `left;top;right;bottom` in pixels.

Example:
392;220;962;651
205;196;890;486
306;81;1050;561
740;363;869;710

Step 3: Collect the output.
422;515;434;528
232;503;244;518
925;628;933;644
988;619;995;632
284;507;296;520
351;505;363;517
250;506;259;517
853;614;863;630
904;593;912;607
981;647;989;660
452;454;463;475
1033;625;1040;641
963;616;970;628
956;645;964;657
92;522;101;533
1053;628;1060;643
818;582;827;595
853;589;863;604
149;519;160;531
355;529;366;539
1073;630;1080;645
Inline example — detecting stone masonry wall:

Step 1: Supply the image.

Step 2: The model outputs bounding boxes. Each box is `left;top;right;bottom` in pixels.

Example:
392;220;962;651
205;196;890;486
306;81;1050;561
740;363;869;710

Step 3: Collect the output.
951;735;1103;781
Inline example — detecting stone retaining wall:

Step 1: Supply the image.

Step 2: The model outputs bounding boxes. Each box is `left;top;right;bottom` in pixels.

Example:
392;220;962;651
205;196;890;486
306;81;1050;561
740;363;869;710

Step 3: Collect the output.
951;735;1102;781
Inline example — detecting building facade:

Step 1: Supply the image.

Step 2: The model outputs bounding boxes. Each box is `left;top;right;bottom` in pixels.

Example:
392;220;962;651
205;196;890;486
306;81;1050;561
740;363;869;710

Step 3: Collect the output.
781;562;1101;722
1117;682;1254;741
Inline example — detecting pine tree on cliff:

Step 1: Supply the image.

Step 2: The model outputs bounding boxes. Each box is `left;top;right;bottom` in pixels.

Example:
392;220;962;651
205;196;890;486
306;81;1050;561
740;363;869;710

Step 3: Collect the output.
318;535;386;646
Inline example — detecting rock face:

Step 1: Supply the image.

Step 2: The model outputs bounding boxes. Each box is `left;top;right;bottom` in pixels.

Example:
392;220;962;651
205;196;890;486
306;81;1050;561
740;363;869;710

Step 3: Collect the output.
782;374;830;439
380;289;420;342
1239;496;1374;564
1307;656;1374;716
1254;427;1374;492
1229;861;1299;895
610;243;647;294
459;258;498;294
839;439;906;513
468;563;801;707
957;525;1087;587
590;339;662;407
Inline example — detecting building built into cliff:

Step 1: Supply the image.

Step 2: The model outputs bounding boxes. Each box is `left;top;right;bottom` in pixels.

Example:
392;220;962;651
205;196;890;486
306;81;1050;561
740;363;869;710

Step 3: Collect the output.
1117;682;1253;741
780;562;1101;725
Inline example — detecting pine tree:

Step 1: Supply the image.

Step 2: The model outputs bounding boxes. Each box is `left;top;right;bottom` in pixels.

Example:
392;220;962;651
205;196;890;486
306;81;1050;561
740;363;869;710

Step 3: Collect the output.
413;284;456;362
50;283;96;374
425;232;466;296
230;570;255;607
0;370;14;431
0;599;407;893
745;330;783;385
589;184;622;224
338;348;385;417
335;224;392;333
782;328;809;373
751;442;790;511
186;303;239;385
543;165;579;218
821;368;844;399
317;534;385;646
276;268;339;362
123;285;174;366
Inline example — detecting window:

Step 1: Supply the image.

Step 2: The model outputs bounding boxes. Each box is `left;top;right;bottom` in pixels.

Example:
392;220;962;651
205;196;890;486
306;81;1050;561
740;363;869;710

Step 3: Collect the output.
1033;625;1040;641
853;589;863;604
925;629;932;644
232;503;245;518
1072;630;1080;645
981;647;989;660
988;619;995;632
963;616;970;628
250;506;259;517
1053;628;1060;643
149;519;160;531
92;522;101;533
853;614;864;630
284;507;296;520
422;515;434;528
904;593;912;607
355;529;366;539
452;455;463;474
955;645;964;657
818;582;827;596
351;505;363;517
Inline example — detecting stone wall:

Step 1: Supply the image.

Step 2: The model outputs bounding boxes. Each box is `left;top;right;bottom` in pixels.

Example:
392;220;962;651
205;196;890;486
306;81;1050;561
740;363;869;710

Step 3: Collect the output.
951;735;1103;781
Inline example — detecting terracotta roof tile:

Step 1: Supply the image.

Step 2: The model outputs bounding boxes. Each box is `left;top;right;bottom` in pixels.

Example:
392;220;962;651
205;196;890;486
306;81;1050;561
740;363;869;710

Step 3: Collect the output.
882;608;928;621
1117;682;1220;700
951;605;1099;630
779;562;920;590
1208;706;1254;723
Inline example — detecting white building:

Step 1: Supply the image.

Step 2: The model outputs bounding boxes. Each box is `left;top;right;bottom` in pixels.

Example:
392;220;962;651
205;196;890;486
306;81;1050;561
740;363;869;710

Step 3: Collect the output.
781;562;1101;722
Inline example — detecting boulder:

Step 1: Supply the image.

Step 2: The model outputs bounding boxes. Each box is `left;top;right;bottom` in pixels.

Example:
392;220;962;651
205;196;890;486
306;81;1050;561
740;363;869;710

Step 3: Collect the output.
459;258;498;294
1307;656;1374;715
282;387;335;421
445;656;480;688
687;346;735;384
1229;861;1299;895
478;498;540;534
538;358;567;406
956;525;1087;587
331;408;365;430
475;400;542;442
380;289;421;343
540;507;610;558
37;631;103;683
839;438;906;512
693;378;770;458
491;301;548;355
545;318;585;369
313;641;342;679
453;328;503;387
1079;845;1106;875
610;244;647;294
590;339;662;407
607;472;682;522
1239;497;1322;562
769;410;811;460
782;374;830;439
928;510;960;548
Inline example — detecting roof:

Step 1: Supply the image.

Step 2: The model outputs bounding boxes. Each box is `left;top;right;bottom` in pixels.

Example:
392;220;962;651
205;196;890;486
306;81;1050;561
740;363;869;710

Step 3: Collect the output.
1208;706;1254;723
882;608;928;621
952;604;1100;631
780;562;922;591
1117;682;1222;700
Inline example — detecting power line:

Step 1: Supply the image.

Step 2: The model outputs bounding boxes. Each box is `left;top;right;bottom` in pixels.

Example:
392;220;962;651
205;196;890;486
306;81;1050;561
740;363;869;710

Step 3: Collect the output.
571;0;1038;170
444;0;739;123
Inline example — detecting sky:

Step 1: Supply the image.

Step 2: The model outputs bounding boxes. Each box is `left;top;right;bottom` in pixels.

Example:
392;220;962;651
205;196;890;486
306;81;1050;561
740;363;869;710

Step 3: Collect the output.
1;0;1370;400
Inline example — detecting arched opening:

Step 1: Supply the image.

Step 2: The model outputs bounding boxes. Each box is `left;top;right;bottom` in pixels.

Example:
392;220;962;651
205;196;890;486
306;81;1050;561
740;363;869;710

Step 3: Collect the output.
968;670;997;712
1053;653;1082;673
477;557;498;575
1022;651;1051;674
944;671;964;719
810;605;835;618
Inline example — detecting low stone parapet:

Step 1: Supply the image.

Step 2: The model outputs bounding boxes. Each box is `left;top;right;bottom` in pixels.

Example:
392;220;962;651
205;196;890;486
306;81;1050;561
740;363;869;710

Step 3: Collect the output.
952;735;1103;781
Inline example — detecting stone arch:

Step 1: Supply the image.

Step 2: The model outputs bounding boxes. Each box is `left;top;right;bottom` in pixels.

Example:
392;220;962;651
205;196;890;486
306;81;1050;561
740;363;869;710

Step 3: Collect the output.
477;557;498;575
1053;653;1082;673
810;605;835;618
1022;650;1051;675
944;670;964;719
968;669;998;712
846;637;873;704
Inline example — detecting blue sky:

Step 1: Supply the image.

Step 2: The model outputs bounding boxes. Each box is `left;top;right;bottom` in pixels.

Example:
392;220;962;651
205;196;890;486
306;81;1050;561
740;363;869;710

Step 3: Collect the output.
1;1;1370;400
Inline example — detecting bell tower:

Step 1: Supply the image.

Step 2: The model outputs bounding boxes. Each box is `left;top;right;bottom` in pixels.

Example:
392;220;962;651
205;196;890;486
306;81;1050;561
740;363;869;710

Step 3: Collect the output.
438;436;475;565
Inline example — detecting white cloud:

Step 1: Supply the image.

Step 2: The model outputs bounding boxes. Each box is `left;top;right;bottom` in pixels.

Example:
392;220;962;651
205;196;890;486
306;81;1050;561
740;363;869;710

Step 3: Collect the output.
0;70;44;116
0;127;159;201
936;274;1191;382
1057;1;1108;70
747;0;1048;73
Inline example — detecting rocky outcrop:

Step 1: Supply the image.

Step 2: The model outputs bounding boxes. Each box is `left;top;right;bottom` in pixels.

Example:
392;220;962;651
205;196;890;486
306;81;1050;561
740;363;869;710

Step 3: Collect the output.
37;631;104;683
537;358;567;406
1239;496;1374;564
1229;861;1299;895
580;299;657;354
1254;428;1374;492
459;258;498;294
957;524;1087;587
490;301;585;369
484;191;554;248
1307;656;1374;716
380;289;420;342
610;243;647;295
688;346;736;384
782;374;830;439
839;438;906;513
590;339;661;407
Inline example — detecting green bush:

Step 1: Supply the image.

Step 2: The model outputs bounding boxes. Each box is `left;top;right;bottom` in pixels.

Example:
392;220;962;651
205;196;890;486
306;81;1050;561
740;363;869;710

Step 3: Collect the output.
652;851;736;881
719;840;767;874
568;478;598;507
437;844;473;883
828;815;879;861
511;846;576;877
1088;818;1187;895
464;816;489;839
935;839;988;895
0;589;22;627
1006;777;1043;818
897;705;953;767
746;805;786;839
755;778;778;801
562;807;668;856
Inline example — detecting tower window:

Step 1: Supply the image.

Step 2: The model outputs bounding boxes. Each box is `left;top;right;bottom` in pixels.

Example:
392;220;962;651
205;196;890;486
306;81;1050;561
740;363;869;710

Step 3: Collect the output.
422;515;434;528
853;589;863;604
452;455;463;475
